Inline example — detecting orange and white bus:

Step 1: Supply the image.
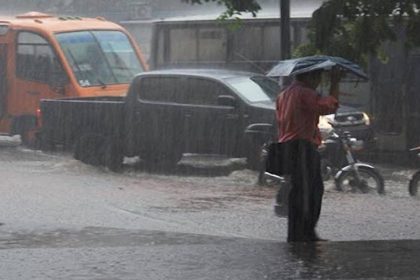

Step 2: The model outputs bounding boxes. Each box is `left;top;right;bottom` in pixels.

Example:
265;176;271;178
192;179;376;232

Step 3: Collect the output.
0;11;147;144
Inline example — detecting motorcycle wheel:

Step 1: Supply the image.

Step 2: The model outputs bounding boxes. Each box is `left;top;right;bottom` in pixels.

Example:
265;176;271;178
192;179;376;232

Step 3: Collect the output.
335;166;385;194
320;158;332;181
409;171;420;197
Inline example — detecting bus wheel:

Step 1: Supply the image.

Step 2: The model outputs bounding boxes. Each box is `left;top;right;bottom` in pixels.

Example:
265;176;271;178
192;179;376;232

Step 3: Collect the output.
12;115;37;148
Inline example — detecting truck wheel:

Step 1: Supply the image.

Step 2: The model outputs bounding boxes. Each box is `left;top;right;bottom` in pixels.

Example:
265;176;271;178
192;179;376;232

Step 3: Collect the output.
102;137;123;172
74;134;105;166
35;131;55;152
141;149;182;170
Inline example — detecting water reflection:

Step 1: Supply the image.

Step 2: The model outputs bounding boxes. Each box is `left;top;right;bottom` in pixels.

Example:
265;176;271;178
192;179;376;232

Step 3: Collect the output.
286;242;327;279
283;239;420;279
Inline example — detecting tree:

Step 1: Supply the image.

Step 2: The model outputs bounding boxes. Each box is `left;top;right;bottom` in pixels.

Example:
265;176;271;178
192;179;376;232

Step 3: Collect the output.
181;0;261;18
295;0;420;65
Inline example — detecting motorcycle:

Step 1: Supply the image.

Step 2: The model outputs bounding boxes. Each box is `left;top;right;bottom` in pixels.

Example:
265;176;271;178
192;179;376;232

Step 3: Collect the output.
320;128;385;194
259;128;385;195
408;146;420;197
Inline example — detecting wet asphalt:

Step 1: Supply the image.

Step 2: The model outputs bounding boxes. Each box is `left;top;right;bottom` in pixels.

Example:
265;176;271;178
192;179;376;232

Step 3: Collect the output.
1;142;420;279
0;227;420;279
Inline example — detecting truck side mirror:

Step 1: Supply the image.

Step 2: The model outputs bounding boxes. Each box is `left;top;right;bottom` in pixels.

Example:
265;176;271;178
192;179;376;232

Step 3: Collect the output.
217;95;237;107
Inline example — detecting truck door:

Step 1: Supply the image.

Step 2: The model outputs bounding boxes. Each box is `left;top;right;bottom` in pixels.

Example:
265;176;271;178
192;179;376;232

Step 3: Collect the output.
133;75;187;160
132;75;240;159
179;77;240;155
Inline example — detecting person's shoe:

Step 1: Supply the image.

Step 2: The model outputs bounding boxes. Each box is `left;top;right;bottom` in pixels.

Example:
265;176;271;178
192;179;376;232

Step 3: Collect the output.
308;234;328;242
287;236;328;243
311;237;328;242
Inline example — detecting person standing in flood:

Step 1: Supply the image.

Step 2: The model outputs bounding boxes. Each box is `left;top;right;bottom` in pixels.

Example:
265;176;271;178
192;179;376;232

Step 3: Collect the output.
275;68;342;242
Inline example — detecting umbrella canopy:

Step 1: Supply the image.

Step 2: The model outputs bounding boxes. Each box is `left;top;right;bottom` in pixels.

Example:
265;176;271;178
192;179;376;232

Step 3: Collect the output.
266;55;368;81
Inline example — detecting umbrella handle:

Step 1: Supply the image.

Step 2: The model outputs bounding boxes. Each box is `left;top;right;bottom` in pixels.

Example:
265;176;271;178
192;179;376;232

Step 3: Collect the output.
330;67;344;84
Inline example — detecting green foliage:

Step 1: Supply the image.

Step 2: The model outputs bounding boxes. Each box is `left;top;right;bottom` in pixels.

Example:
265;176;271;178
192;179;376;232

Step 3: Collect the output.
181;0;261;18
300;0;420;65
293;42;319;58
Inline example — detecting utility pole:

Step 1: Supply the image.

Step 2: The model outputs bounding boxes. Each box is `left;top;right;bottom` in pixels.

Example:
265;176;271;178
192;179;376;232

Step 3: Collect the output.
279;0;291;86
280;0;291;60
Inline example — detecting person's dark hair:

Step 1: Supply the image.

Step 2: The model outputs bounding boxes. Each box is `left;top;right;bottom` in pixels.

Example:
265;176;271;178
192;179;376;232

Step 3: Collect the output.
295;70;322;82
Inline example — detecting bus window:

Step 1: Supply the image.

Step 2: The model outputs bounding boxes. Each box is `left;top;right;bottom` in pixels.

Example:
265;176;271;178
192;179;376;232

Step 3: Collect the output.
16;31;67;87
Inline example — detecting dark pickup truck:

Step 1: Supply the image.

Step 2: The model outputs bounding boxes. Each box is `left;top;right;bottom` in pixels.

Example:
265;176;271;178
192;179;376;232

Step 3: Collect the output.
38;69;375;171
38;69;279;170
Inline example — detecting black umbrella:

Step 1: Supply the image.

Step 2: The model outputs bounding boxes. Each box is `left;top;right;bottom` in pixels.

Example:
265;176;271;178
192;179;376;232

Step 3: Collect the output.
267;55;368;81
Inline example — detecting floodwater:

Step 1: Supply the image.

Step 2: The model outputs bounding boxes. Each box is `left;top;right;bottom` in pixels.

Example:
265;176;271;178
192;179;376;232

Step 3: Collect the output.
0;144;419;242
1;144;420;279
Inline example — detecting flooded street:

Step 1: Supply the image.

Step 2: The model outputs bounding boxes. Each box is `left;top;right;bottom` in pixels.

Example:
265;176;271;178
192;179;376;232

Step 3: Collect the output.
1;1;419;278
1;145;420;279
1;145;419;241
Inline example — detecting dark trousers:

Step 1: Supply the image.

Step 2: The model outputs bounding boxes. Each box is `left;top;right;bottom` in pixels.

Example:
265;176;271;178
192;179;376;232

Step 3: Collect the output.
286;140;324;242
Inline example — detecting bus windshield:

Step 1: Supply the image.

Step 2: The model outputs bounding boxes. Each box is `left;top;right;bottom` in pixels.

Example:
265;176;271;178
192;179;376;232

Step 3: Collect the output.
56;30;144;87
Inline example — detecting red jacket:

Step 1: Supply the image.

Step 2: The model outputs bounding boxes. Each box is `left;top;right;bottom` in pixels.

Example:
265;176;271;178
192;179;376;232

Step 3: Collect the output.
276;81;338;146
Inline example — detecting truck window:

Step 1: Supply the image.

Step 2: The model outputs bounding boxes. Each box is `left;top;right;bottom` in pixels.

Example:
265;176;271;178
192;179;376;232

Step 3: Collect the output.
16;31;66;86
56;30;144;87
179;78;231;106
139;76;232;106
138;76;179;102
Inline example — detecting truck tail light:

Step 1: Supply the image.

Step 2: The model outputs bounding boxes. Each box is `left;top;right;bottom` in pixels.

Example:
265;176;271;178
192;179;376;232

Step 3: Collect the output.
36;108;42;128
